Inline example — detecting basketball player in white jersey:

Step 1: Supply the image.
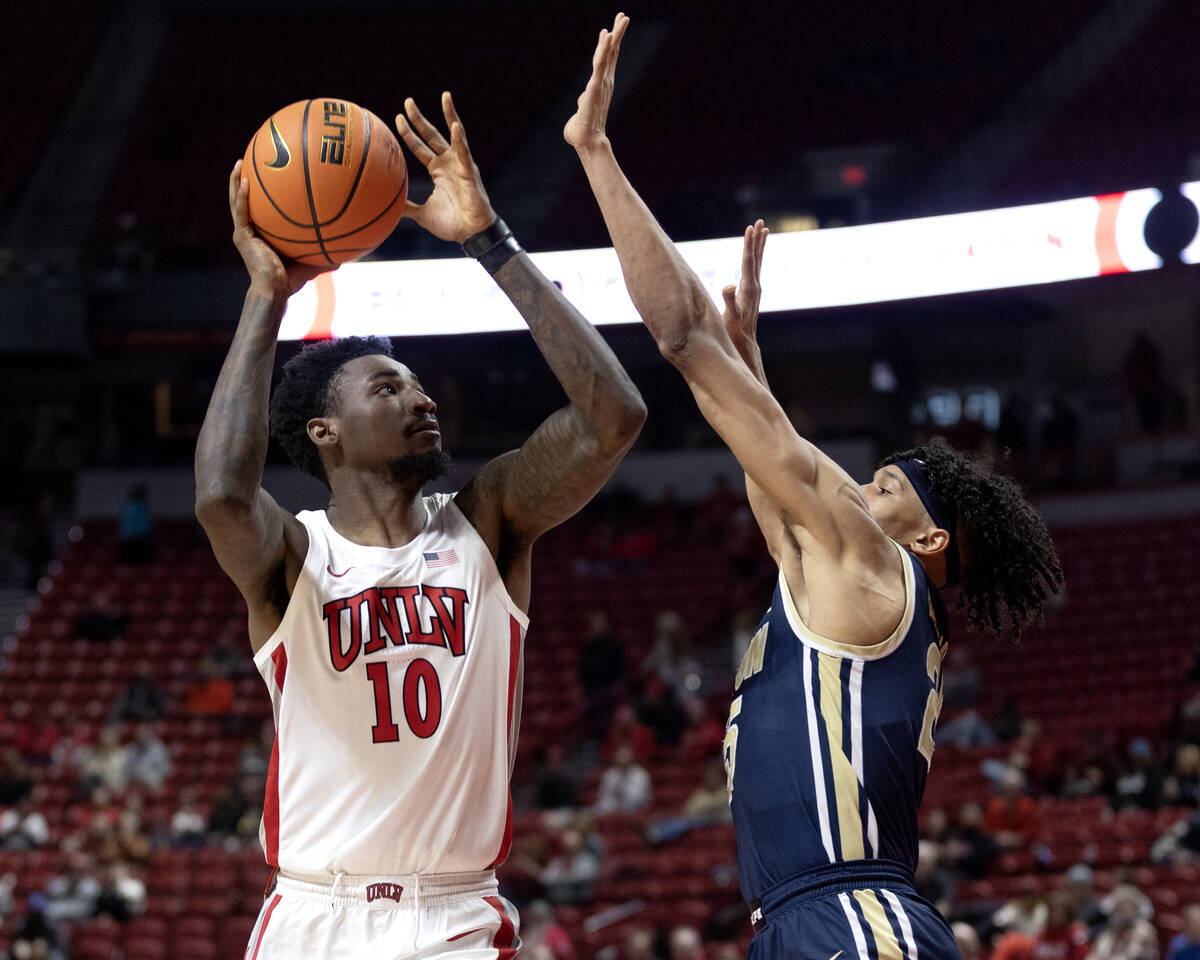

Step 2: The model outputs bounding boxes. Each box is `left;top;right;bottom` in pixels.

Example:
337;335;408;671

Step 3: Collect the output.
195;91;646;959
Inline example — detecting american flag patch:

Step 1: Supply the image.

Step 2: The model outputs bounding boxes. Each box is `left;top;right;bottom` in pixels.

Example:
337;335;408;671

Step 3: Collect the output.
423;549;458;568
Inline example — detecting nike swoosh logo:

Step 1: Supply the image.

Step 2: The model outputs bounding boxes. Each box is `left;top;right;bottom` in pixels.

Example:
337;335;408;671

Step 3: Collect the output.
326;564;353;578
447;928;486;942
265;117;290;168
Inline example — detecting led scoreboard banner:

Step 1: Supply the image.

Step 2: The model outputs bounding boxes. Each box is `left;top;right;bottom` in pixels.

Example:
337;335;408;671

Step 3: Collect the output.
278;184;1199;341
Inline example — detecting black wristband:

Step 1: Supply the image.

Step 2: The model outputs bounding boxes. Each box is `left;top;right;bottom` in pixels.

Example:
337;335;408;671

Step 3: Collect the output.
461;217;523;274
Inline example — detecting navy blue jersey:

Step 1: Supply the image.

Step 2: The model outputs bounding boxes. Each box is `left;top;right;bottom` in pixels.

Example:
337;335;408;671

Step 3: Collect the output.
725;542;948;902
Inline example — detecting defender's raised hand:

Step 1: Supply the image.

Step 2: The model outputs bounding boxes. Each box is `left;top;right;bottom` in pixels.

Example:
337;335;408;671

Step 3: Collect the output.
564;13;629;152
396;92;497;243
722;220;769;375
228;159;326;297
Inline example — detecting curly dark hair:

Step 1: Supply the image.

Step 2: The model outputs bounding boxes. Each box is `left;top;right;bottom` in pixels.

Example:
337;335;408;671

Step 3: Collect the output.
268;335;394;486
880;438;1063;638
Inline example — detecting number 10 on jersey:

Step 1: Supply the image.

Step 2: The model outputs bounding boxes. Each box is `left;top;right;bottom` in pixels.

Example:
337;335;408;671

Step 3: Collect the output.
365;658;443;741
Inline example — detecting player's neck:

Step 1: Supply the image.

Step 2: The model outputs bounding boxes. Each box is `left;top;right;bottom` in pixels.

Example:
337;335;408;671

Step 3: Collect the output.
325;472;429;548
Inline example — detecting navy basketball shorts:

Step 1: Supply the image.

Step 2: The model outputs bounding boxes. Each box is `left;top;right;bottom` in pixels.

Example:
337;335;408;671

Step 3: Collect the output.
745;861;960;960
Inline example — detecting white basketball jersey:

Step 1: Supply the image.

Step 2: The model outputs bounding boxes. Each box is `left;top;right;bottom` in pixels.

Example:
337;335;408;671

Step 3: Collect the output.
252;493;528;876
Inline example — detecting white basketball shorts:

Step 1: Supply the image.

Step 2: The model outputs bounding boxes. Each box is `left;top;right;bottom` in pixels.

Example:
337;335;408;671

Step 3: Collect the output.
244;869;521;960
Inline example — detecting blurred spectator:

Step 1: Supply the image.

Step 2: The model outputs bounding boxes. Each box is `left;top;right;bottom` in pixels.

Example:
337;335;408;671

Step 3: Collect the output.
50;723;92;772
941;645;980;711
1062;863;1106;939
539;828;600;905
8;893;62;960
117;484;153;564
1038;394;1080;491
578;611;625;740
945;796;993;883
667;925;705;960
208;621;248;679
0;795;48;850
15;493;53;589
1111;737;1164;810
206;784;248;843
124;723;172;792
1167;902;1200;960
92;863;146;922
679;697;725;762
1026;890;1090;959
1089;884;1157;960
602;702;656;764
913;839;954;919
1152;806;1200;864
43;853;99;924
519;899;573;960
990;695;1024;743
952;921;983;960
1122;330;1184;435
623;928;660;960
187;657;234;715
170;786;207;848
109;664;165;724
1164;743;1200;807
983;768;1037;848
993;888;1048;939
74;591;129;643
936;708;997;749
636;677;686;748
594;745;652;815
114;805;151;864
80;726;128;793
645;760;730;844
238;718;275;781
0;749;33;804
641;611;702;702
533;745;578;811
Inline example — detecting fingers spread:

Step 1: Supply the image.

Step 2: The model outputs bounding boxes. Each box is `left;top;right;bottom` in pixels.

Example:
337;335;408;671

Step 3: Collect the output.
396;113;436;168
401;197;426;227
405;97;450;154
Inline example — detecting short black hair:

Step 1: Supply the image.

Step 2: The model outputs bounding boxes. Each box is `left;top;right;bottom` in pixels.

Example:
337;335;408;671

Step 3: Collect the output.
880;438;1063;638
269;335;394;486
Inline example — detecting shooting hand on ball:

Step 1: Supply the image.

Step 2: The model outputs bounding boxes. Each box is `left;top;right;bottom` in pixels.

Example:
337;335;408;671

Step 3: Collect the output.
228;160;326;298
564;13;628;153
396;92;497;243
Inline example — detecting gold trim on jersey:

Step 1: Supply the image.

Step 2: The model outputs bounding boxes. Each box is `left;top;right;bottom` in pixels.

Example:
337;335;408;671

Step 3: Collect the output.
818;653;865;860
778;540;916;661
853;889;904;960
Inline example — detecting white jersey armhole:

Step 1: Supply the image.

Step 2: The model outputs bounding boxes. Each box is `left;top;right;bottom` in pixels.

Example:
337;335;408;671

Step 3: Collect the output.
439;493;530;632
778;540;916;661
252;510;330;670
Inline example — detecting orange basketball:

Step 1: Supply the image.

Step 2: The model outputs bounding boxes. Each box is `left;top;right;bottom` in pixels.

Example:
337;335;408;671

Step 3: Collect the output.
242;98;408;266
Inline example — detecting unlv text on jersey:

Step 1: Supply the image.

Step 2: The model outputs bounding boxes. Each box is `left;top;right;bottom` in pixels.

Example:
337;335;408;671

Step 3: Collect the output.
323;585;471;671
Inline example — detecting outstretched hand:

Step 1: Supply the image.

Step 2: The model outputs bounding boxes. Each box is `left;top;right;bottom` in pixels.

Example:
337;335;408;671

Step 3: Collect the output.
229;160;327;297
564;13;629;152
722;220;769;372
396;92;497;243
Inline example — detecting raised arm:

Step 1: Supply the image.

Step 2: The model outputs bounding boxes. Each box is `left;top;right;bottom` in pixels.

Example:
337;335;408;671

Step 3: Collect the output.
193;164;319;648
395;93;646;560
567;17;897;605
720;223;786;566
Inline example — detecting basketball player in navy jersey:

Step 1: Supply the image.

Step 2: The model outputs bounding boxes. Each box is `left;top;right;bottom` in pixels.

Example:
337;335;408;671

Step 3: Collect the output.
569;15;1062;959
196;92;645;958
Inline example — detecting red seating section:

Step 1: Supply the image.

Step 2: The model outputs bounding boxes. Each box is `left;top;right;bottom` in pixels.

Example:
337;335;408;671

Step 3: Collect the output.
0;509;1196;955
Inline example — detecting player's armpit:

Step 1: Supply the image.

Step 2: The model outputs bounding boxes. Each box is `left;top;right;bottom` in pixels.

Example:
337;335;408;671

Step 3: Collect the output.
195;487;308;647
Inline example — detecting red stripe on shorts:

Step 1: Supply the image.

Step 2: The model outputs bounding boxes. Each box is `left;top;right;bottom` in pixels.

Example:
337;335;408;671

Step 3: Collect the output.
249;893;282;960
263;645;288;866
484;895;517;960
487;616;522;868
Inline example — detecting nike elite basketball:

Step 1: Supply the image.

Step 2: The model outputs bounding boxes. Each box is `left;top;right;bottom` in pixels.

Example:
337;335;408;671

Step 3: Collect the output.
242;98;408;265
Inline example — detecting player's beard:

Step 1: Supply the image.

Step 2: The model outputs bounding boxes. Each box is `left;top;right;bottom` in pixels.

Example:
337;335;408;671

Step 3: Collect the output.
389;450;452;487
